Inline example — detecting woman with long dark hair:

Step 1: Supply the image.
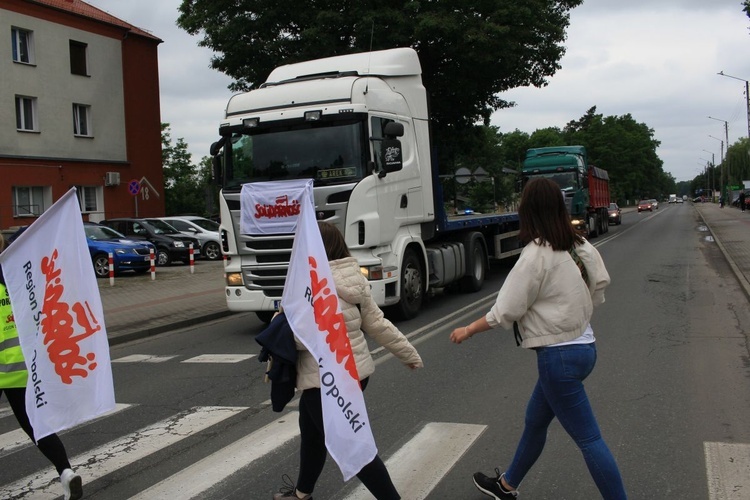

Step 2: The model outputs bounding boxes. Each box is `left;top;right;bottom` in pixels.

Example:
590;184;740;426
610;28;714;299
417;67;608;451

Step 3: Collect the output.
450;178;627;499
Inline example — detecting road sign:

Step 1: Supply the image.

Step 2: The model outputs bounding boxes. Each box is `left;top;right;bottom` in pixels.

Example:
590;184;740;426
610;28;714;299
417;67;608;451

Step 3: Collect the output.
128;179;141;196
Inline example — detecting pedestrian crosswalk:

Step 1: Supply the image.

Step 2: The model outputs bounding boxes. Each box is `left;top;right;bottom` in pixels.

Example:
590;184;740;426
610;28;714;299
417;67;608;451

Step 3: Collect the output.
3;402;749;499
0;403;486;499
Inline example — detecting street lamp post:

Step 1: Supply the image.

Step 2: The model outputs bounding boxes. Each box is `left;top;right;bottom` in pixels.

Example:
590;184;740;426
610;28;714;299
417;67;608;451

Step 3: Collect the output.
708;134;729;202
703;149;716;200
708;116;730;186
699;158;712;199
718;71;750;140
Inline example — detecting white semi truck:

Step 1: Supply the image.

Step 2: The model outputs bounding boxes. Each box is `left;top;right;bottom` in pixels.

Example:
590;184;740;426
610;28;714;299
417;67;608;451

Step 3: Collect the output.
210;48;522;322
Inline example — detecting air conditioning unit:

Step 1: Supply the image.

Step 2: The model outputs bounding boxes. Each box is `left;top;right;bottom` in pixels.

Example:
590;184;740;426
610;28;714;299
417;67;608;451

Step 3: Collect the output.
104;172;121;187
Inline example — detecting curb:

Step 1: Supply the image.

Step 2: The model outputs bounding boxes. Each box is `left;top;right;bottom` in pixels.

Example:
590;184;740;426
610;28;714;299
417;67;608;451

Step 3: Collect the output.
107;310;237;346
695;206;750;303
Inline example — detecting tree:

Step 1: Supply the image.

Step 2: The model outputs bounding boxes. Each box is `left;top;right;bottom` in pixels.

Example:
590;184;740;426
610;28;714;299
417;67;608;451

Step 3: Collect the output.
162;124;206;215
177;0;583;168
560;107;669;203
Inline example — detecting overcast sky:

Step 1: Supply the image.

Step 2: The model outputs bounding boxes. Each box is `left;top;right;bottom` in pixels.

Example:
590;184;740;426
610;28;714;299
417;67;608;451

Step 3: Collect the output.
86;0;750;183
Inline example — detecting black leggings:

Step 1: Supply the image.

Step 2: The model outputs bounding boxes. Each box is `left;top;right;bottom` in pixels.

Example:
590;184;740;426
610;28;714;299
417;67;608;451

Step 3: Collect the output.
1;387;71;475
296;379;400;499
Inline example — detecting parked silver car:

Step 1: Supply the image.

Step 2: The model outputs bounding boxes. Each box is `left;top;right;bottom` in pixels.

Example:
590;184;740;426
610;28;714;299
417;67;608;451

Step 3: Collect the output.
159;216;222;261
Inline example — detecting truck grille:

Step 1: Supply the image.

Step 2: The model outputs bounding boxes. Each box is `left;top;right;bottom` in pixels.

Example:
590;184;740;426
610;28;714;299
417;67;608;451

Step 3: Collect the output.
239;233;293;297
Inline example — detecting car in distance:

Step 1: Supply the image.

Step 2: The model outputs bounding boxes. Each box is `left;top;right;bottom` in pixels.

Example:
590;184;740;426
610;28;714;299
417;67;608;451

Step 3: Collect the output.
676;197;684;204
637;200;653;212
100;218;200;266
84;223;154;278
649;198;659;209
608;203;622;225
159;216;222;261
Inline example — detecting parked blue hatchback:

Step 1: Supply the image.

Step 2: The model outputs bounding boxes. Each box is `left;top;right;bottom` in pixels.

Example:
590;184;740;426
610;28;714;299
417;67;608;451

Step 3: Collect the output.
84;223;154;278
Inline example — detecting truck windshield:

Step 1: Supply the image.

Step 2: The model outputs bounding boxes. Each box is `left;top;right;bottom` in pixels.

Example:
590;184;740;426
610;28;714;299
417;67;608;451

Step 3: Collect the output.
224;119;367;190
534;172;578;192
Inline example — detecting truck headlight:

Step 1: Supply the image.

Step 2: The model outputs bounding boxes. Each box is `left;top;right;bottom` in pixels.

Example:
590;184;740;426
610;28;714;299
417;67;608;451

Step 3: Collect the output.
226;272;243;286
360;265;383;280
570;219;584;226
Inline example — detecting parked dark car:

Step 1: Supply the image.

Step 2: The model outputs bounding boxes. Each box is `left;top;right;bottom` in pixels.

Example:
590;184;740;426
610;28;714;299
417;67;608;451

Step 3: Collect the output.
608;203;622;225
84;223;154;278
100;218;200;266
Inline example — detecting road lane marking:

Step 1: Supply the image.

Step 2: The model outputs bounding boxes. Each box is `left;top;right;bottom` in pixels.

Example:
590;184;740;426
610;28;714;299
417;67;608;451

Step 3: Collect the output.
3;406;246;499
112;354;177;363
182;354;255;363
344;422;486;500
705;441;750;500
0;403;132;459
131;412;300;499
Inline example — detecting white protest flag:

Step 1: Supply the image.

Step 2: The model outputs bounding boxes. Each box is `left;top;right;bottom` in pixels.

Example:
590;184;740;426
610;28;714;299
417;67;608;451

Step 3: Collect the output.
242;179;377;480
281;182;377;481
0;188;115;440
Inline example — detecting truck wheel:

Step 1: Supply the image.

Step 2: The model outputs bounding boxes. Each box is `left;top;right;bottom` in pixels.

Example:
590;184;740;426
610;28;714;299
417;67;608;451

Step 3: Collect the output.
461;232;487;293
588;216;598;238
256;311;274;324
395;248;424;320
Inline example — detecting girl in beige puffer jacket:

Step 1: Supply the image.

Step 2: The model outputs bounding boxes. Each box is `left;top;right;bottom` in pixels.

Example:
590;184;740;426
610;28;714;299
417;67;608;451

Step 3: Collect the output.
274;222;422;500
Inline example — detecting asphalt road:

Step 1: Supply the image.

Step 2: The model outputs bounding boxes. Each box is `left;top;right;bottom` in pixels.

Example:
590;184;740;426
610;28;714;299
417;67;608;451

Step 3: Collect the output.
2;203;749;499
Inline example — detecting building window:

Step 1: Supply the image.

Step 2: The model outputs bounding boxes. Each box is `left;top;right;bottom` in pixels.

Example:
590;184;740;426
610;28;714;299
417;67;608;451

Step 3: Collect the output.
13;186;49;217
69;40;88;76
75;186;100;213
11;27;34;64
73;103;92;136
15;95;37;131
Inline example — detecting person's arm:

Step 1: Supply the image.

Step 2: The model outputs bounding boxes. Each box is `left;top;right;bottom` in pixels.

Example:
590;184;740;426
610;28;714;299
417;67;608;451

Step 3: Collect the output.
449;316;491;344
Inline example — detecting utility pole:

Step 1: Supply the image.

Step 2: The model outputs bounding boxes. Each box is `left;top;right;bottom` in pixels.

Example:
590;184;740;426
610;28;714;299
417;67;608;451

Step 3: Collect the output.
718;71;750;140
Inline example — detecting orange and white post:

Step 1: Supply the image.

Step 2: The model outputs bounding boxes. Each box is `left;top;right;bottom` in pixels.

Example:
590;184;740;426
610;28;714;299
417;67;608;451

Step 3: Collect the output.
108;252;114;286
189;244;195;274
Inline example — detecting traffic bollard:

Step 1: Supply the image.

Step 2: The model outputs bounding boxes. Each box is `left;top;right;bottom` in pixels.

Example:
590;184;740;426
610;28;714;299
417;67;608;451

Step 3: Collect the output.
189;244;195;274
149;247;156;280
108;252;114;286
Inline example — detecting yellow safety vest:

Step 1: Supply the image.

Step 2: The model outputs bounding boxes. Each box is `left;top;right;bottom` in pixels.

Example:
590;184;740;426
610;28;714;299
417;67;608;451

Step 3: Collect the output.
0;282;27;388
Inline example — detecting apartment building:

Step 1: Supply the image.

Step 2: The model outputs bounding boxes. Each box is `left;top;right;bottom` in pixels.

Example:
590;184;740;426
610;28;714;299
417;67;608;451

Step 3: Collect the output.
1;0;164;229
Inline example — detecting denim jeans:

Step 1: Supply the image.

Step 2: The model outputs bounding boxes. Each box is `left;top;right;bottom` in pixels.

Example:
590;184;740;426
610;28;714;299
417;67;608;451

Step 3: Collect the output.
505;343;627;499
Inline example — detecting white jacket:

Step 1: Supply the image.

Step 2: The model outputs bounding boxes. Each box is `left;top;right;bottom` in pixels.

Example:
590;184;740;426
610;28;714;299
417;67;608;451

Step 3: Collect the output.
296;257;423;390
486;239;610;348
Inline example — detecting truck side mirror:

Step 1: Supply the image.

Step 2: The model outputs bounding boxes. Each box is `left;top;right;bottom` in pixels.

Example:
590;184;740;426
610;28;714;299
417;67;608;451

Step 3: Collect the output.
383;121;404;138
210;139;224;156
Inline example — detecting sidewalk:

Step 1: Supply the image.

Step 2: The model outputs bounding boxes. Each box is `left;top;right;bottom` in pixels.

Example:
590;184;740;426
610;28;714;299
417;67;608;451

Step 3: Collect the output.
98;259;235;345
694;202;750;301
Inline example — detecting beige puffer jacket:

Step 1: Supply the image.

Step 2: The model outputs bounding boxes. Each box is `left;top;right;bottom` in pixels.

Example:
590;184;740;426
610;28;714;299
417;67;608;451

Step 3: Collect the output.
295;257;423;390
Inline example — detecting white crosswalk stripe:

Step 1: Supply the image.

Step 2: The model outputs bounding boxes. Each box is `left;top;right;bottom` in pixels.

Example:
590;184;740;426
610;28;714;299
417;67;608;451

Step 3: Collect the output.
704;441;750;500
344;422;487;500
3;406;245;499
131;412;300;499
0;403;132;459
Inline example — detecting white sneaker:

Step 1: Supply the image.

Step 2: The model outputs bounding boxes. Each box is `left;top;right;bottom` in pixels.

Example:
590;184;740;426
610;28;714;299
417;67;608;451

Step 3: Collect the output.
60;468;83;500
